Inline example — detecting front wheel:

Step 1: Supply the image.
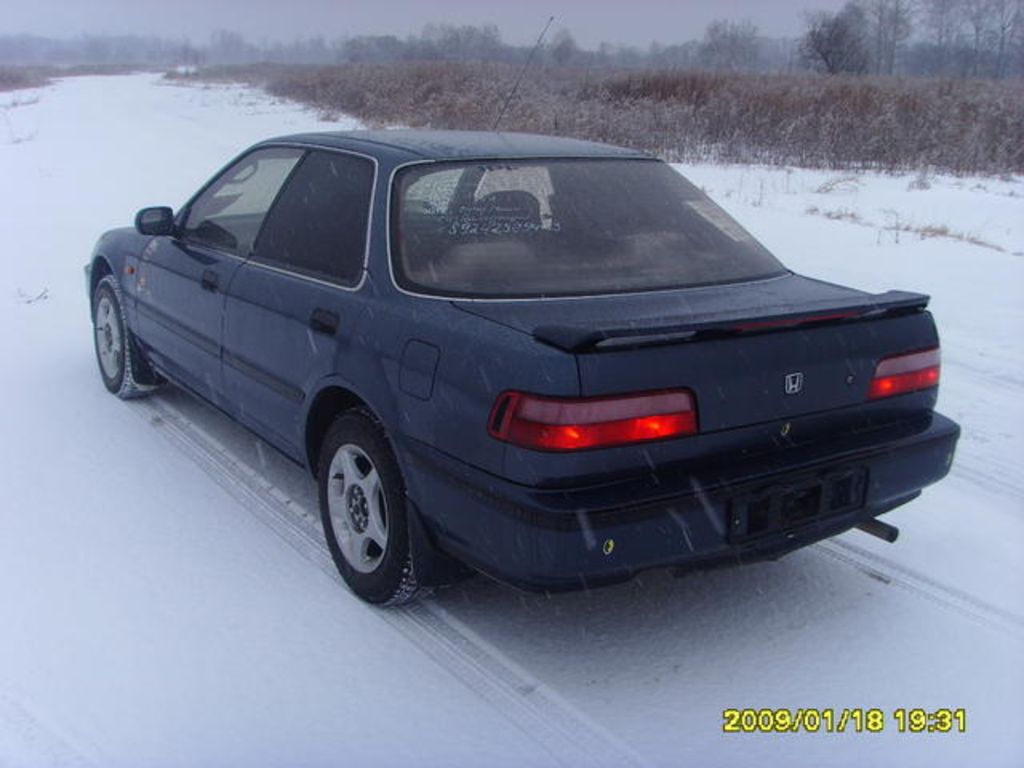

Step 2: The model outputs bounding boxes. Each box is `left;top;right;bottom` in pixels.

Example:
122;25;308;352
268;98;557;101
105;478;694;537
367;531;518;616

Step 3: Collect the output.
92;275;155;399
318;410;420;605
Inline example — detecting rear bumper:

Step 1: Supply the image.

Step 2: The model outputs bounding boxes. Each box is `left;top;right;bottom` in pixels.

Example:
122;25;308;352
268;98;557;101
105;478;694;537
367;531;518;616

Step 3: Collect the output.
401;412;960;591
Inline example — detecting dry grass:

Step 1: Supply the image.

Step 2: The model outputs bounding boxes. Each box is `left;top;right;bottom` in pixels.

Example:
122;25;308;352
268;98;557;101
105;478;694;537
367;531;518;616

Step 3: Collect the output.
805;206;865;223
907;223;1003;251
805;206;1004;251
1;64;153;94
168;63;1024;175
0;67;49;93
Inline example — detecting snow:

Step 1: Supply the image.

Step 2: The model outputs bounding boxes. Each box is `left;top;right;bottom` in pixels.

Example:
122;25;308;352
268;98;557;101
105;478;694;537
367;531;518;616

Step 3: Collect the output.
1;74;1022;767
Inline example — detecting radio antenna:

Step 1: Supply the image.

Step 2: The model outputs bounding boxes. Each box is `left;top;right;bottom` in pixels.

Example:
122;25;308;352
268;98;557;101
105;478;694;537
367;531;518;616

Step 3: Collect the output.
492;15;555;131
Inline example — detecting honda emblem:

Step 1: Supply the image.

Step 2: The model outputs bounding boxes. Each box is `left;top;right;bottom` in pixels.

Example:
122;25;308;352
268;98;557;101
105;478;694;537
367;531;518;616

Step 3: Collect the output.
784;372;804;395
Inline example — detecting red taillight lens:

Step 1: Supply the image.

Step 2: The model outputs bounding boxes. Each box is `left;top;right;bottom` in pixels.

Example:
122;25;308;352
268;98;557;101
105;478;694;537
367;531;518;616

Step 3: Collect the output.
488;390;698;451
868;347;941;400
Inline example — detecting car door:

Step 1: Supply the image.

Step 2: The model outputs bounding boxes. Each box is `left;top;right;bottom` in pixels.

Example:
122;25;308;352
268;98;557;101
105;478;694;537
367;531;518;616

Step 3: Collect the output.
133;147;303;404
221;149;375;458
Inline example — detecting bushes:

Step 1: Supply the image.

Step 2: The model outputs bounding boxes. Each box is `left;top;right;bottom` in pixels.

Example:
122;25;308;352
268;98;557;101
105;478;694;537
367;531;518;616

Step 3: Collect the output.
592;71;1024;173
262;63;526;129
0;67;48;93
176;63;1024;174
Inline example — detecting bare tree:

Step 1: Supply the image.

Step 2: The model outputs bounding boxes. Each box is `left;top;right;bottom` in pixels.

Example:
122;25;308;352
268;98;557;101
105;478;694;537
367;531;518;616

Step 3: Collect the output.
989;0;1023;77
208;29;256;66
859;0;916;74
421;23;503;62
923;0;963;50
961;0;991;74
801;2;870;74
886;0;916;73
934;0;1024;77
1014;0;1024;75
698;20;761;72
549;29;579;65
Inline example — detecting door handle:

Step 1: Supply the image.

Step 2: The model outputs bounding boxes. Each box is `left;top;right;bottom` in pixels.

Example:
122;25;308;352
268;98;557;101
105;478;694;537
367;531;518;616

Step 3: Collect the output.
309;308;339;336
201;269;220;292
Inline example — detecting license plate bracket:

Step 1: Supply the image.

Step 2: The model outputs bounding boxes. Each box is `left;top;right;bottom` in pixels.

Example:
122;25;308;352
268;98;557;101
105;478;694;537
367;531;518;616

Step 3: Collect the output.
728;468;867;543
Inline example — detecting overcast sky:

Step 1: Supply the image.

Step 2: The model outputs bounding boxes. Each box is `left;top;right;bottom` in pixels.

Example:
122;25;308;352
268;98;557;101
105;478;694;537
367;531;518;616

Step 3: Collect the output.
3;0;850;47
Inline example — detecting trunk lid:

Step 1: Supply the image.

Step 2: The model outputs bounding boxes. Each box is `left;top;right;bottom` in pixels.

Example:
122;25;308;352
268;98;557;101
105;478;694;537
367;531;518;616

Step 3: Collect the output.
454;274;935;433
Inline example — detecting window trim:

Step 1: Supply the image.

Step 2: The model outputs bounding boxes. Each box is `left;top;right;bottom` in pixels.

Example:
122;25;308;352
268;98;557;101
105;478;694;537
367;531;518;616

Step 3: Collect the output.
385;157;791;303
247;147;377;290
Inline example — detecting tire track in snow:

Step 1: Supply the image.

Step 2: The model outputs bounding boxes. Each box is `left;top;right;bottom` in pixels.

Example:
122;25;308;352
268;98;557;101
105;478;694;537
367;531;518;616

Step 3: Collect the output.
950;461;1024;504
0;686;95;768
815;539;1024;638
940;357;1024;500
131;396;650;768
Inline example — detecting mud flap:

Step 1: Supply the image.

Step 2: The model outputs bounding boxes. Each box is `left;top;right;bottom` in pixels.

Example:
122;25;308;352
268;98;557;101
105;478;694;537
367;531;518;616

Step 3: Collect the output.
406;498;475;587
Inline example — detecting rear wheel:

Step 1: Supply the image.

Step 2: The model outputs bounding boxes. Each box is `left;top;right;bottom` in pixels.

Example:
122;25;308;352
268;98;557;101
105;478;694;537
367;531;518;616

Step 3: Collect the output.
318;410;420;605
92;275;155;399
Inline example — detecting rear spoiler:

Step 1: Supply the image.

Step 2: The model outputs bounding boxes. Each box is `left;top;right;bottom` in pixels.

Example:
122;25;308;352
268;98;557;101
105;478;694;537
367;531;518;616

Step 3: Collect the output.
533;290;930;353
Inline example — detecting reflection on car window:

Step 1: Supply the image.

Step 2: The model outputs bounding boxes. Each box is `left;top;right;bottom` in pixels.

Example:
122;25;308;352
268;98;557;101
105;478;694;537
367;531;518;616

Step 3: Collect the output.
403;168;461;215
392;159;786;299
253;150;374;285
183;148;303;256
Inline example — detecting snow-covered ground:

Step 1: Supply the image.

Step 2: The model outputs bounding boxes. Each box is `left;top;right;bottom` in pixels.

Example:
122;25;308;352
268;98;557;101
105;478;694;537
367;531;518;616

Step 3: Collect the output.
1;74;1022;767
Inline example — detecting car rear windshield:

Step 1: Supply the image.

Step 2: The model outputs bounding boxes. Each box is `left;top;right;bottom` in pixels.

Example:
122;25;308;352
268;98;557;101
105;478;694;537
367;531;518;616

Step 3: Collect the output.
390;158;787;299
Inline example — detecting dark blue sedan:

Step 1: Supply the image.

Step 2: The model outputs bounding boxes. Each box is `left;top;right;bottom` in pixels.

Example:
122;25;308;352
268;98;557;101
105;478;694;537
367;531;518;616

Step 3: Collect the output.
87;130;960;604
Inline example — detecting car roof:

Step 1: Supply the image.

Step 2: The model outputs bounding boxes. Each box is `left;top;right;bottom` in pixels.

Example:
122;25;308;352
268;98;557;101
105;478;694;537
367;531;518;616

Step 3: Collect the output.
262;129;651;162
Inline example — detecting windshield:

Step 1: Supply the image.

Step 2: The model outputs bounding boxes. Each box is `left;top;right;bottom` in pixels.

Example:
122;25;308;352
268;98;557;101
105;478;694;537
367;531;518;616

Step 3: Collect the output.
390;158;787;299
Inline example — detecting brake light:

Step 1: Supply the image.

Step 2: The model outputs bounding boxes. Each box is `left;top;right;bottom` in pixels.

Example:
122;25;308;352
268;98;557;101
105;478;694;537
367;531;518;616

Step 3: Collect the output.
488;389;698;451
868;347;941;400
733;311;861;332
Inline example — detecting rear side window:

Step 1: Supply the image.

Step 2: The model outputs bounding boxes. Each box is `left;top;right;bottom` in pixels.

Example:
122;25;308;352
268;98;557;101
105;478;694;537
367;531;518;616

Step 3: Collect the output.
253;150;374;286
391;159;787;298
183;147;303;257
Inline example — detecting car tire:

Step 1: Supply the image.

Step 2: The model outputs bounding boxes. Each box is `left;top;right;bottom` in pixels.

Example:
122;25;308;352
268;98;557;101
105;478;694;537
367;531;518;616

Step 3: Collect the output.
318;409;420;605
92;275;157;399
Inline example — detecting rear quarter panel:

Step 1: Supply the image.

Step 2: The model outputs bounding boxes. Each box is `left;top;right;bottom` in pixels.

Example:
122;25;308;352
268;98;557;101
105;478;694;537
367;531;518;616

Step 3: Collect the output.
355;295;580;483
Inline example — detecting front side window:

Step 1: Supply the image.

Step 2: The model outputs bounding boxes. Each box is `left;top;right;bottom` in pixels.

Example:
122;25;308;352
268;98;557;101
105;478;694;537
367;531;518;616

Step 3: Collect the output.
183;147;303;257
253;150;374;285
391;159;787;299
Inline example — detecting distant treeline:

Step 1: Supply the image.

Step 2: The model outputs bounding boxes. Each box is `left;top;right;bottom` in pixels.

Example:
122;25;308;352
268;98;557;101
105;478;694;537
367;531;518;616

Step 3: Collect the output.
173;63;1024;174
3;2;1023;79
0;35;188;68
0;27;798;73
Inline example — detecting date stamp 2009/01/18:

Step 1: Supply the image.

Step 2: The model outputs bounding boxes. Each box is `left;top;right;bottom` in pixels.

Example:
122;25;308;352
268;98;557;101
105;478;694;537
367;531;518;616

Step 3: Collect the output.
722;708;967;735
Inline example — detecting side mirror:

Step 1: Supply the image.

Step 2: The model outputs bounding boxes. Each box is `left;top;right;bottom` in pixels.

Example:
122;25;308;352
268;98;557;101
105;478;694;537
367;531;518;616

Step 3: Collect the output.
135;206;176;236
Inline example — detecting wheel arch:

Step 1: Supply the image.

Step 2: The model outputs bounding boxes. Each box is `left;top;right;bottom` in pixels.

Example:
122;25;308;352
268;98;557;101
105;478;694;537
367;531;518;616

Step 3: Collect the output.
88;255;114;309
304;382;390;478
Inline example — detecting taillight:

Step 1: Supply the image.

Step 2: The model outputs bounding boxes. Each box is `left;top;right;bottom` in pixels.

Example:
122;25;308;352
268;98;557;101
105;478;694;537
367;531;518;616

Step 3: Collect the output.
868;347;941;400
488;389;698;451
